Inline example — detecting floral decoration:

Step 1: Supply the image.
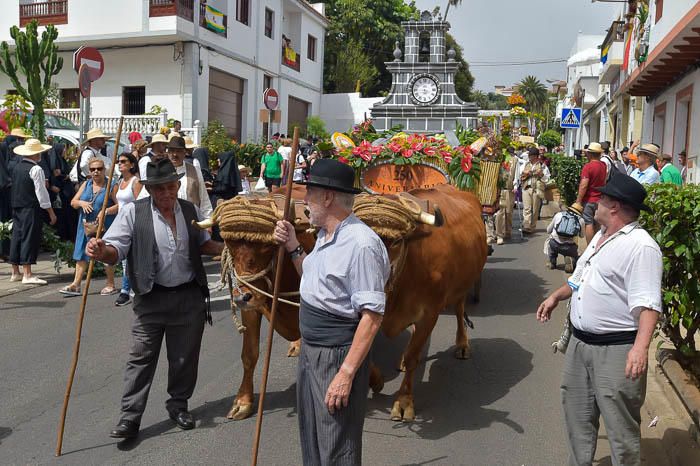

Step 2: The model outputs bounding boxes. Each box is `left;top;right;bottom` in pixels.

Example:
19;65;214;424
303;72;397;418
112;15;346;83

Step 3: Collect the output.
507;93;526;106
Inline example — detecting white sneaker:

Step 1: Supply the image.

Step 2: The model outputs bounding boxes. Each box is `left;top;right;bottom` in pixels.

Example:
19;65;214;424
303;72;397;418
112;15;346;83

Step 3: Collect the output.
496;238;504;245
9;274;22;282
22;276;47;285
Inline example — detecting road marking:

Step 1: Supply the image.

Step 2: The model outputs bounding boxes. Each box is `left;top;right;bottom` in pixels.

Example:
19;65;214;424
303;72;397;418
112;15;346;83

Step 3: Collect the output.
211;295;231;303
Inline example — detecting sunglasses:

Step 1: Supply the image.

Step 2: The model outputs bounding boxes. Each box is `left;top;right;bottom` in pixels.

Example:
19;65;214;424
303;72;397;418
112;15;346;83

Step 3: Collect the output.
118;159;130;164
90;167;104;172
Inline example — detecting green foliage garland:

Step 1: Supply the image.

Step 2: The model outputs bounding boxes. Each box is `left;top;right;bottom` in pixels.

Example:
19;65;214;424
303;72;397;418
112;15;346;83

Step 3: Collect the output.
537;130;562;151
641;184;700;357
549;153;584;206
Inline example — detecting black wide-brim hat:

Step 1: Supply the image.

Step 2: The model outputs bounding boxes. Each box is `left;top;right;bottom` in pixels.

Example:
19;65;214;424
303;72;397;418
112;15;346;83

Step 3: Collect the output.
598;171;651;211
141;158;185;186
297;158;361;194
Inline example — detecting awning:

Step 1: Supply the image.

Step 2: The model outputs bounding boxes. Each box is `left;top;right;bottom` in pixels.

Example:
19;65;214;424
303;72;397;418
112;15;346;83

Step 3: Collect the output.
621;4;700;97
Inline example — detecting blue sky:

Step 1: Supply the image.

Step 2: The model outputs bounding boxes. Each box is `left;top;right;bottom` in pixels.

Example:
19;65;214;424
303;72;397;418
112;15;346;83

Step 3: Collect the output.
412;0;621;91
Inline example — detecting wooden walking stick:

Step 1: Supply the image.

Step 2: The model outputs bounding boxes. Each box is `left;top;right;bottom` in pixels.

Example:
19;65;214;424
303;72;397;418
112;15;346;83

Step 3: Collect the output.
56;117;125;456
251;127;299;466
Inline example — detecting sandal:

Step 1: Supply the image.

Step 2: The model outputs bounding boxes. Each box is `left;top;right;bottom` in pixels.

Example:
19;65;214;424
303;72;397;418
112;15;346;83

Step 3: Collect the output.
60;285;81;296
100;286;117;296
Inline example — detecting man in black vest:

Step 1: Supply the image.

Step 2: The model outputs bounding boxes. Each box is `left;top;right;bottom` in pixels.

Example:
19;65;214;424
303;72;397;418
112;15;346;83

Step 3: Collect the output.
86;158;223;439
9;139;57;284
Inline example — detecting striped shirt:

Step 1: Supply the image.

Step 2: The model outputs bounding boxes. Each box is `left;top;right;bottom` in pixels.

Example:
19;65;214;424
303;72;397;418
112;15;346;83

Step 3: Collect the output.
300;213;390;319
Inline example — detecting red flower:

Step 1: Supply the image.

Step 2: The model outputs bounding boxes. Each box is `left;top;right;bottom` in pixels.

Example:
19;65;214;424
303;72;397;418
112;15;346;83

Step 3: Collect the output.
423;146;437;156
402;149;414;158
461;155;473;173
338;156;349;164
439;150;452;163
411;142;424;151
387;141;402;153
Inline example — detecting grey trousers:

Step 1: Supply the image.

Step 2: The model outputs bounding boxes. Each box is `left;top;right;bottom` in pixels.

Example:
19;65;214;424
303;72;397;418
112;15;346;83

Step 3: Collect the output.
120;285;206;424
297;342;370;466
561;335;646;466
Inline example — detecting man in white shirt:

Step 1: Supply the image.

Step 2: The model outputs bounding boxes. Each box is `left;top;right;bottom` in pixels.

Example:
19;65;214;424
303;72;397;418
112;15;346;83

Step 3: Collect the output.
536;173;662;466
9;139;57;285
166;136;213;219
138;133;168;180
73;128;112;183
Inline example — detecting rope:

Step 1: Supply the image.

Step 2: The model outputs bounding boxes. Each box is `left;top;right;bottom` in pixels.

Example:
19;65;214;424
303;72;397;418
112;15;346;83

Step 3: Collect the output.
353;194;420;240
214;196;282;244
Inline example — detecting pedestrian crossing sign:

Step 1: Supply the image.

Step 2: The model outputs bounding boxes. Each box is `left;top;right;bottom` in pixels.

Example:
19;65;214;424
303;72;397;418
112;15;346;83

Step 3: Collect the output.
560;108;582;129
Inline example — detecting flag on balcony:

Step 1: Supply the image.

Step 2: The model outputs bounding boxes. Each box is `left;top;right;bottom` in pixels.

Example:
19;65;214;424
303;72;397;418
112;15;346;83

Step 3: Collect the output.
622;23;632;71
284;47;297;65
205;5;226;34
601;43;610;64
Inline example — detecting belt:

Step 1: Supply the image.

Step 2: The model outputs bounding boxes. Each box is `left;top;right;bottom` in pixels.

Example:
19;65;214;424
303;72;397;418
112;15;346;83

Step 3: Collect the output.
572;326;637;346
152;280;199;292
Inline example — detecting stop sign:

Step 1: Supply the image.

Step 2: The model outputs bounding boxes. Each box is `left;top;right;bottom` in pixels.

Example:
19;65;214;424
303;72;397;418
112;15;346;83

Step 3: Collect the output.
73;46;104;82
263;88;279;111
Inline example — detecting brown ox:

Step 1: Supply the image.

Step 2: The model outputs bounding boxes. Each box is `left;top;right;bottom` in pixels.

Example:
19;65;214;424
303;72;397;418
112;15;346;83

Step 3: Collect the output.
217;183;487;421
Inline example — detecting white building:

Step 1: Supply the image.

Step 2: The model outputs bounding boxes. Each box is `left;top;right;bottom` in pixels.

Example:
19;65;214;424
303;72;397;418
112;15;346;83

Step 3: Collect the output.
0;0;328;141
619;0;700;184
558;34;605;154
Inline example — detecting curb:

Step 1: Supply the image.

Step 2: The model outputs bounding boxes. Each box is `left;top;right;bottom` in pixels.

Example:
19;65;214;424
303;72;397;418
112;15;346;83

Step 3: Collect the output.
657;348;700;433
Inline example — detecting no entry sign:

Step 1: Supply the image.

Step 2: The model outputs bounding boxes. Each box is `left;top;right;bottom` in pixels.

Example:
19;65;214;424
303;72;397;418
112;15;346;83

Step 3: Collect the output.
263;88;279;111
78;64;91;98
73;46;104;82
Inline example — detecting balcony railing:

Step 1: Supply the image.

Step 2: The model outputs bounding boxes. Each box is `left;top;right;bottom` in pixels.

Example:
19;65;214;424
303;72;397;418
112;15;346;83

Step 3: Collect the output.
149;0;194;22
282;46;301;72
199;2;227;37
600;20;626;63
19;0;68;27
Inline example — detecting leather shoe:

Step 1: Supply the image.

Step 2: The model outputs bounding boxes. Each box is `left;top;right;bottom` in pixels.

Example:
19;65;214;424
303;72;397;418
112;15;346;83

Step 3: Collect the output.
169;409;195;430
110;419;139;439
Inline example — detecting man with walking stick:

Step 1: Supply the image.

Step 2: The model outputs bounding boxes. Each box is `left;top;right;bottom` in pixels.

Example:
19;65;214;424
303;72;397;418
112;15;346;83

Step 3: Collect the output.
273;159;390;465
86;158;223;439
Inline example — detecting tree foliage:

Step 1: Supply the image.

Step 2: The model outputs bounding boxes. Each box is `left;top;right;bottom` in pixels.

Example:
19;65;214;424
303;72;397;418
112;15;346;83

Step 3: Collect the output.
548;153;584;206
470;90;509;110
445;33;474;102
537;129;562;150
331;38;379;94
0;20;63;142
641;184;700;357
517;75;548;114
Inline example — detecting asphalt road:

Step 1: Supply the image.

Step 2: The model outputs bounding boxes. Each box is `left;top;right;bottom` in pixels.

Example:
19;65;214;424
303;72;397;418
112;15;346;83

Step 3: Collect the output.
0;226;576;466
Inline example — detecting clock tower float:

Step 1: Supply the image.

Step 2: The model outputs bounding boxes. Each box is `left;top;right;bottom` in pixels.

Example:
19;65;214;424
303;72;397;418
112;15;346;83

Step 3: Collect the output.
371;10;479;133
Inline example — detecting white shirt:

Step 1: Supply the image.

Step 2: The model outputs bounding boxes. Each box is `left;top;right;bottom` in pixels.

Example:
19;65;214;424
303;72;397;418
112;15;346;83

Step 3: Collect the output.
27;159;51;209
569;222;663;334
278;146;292;161
138;155;151;180
79;147;112;179
102;200;211;287
175;162;213;219
292;152;306;182
546;211;584;244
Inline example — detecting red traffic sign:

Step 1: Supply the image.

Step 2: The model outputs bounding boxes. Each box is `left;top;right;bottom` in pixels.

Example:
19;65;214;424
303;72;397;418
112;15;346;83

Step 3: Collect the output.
78;64;91;98
263;88;279;111
73;46;104;82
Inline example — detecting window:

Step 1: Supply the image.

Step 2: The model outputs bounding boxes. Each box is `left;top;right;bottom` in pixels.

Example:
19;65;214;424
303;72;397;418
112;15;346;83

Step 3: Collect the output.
60;88;80;109
236;0;249;26
122;86;146;115
655;0;663;23
264;8;274;39
307;35;317;62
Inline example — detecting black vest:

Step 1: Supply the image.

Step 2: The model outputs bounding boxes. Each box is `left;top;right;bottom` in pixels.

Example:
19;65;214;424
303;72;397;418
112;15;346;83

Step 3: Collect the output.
11;159;39;209
127;198;208;299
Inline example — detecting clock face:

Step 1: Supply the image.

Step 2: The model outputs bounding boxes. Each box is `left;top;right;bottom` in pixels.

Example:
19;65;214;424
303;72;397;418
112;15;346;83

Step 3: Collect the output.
411;76;439;104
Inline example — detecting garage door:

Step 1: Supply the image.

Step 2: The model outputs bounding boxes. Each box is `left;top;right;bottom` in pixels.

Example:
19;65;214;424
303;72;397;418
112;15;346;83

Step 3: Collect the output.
208;68;243;141
287;96;309;135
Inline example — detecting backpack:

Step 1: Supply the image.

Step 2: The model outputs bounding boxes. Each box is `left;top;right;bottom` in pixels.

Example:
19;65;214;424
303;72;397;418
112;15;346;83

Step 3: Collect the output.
555;211;581;238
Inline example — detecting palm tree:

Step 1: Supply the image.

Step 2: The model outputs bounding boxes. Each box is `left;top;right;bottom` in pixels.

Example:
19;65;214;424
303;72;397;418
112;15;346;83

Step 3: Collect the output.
444;0;463;21
517;75;549;114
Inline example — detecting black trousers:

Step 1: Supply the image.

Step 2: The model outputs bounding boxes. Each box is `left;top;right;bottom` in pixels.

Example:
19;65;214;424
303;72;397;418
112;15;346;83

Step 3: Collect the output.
548;239;579;266
120;285;206;424
0;187;11;257
9;206;43;265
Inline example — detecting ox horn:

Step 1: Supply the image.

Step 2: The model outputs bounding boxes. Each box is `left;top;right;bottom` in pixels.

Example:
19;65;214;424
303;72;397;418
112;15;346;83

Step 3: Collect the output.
417;205;444;227
192;210;221;230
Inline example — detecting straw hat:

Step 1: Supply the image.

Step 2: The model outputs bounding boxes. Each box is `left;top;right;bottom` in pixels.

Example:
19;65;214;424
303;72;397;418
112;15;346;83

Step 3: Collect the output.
85;128;109;142
567;202;584;216
638;143;660;158
167;131;181;141
147;133;168;147
184;136;198;149
13;138;51;156
10;128;31;139
585;142;603;154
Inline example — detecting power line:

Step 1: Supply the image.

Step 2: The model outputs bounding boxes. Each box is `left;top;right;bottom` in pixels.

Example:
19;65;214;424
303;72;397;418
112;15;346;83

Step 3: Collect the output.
469;59;568;67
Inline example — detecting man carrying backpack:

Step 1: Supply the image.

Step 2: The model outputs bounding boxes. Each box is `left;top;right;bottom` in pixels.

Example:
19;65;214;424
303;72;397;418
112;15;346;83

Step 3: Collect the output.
544;203;585;273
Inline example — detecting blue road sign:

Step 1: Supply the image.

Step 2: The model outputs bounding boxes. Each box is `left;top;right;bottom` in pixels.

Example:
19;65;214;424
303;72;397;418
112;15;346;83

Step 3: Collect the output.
560;108;582;129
